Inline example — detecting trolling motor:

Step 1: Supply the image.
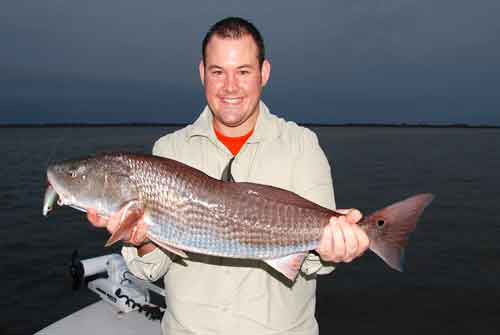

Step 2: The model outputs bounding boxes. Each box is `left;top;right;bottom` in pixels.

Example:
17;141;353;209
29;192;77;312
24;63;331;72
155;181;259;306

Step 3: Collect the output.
69;250;164;316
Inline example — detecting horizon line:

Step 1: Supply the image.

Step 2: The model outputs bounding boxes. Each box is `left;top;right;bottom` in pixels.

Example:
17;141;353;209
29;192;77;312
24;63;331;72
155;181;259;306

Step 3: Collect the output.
1;122;499;129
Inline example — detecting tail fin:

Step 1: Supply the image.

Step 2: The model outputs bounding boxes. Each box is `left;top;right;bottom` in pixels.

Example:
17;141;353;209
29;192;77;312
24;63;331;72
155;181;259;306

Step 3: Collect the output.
362;193;434;271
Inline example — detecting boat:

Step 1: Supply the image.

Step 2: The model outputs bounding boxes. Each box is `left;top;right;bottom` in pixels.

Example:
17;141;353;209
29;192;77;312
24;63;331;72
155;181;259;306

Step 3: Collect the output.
34;252;163;334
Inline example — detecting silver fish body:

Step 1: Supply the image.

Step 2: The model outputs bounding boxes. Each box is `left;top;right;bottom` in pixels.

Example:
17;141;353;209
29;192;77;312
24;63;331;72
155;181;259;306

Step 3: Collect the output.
44;152;434;280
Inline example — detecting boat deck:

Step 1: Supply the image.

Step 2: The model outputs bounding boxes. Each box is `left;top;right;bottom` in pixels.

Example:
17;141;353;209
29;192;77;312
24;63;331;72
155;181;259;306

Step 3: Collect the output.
34;300;161;335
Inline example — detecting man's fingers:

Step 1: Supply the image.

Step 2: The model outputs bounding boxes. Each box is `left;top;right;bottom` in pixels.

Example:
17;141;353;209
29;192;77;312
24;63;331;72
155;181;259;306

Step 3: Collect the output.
353;224;370;257
340;220;357;262
87;209;108;228
340;208;367;260
331;216;346;262
335;208;351;215
315;209;369;263
336;208;363;224
316;224;333;259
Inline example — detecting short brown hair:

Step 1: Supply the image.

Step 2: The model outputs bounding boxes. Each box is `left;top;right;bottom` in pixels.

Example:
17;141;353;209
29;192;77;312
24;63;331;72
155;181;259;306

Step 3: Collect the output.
202;17;266;67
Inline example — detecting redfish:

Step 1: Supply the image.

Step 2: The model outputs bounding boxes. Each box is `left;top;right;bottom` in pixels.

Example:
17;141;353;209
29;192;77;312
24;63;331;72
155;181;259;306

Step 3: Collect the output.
43;153;434;280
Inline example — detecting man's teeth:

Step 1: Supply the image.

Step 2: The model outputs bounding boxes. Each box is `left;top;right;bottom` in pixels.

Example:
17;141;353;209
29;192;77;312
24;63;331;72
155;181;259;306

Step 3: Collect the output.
222;98;242;104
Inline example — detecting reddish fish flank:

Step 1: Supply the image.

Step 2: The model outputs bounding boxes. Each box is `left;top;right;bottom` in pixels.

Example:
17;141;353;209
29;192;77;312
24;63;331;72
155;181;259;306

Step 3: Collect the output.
43;152;434;280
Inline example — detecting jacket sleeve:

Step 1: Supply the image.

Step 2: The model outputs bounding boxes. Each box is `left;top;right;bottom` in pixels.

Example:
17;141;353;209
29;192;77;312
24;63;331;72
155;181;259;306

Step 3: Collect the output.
120;135;177;281
293;128;337;276
122;246;173;281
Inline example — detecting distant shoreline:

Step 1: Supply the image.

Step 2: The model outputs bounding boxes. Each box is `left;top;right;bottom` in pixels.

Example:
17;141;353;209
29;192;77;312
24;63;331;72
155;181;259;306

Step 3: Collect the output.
1;123;499;129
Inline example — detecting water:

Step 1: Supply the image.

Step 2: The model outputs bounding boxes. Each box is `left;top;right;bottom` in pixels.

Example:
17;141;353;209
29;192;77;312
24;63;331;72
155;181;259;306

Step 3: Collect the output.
1;126;499;334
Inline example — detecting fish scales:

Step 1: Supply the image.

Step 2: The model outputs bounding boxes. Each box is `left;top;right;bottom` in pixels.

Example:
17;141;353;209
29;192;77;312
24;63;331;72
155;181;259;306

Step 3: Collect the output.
44;152;434;279
119;154;332;259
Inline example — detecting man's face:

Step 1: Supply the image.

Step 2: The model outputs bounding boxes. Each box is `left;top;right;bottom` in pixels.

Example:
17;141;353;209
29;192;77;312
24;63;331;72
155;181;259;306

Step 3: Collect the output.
200;34;270;136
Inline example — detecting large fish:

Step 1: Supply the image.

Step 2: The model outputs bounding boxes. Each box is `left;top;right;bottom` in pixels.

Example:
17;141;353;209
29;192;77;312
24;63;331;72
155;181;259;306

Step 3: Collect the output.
43;152;434;280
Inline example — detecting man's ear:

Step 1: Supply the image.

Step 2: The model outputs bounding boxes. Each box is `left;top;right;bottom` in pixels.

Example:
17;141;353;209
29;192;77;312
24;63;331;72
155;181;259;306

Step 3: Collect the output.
261;59;271;87
199;60;205;86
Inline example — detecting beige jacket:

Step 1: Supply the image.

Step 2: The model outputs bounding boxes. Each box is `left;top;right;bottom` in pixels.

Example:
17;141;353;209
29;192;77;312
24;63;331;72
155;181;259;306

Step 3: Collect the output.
122;101;336;335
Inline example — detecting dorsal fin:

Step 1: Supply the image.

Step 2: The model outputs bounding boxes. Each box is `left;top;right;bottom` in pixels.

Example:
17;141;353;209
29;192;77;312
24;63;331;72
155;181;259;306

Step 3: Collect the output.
221;157;236;182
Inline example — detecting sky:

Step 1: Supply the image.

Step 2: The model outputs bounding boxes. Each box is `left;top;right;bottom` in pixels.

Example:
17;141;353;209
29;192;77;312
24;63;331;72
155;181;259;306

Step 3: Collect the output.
1;0;499;125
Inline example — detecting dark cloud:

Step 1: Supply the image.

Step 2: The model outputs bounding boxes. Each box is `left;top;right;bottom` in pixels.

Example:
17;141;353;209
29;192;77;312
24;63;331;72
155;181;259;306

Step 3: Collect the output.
1;0;499;124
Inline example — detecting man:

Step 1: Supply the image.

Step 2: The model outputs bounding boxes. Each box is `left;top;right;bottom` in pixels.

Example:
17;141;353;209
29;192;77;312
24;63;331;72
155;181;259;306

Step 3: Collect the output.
88;17;369;335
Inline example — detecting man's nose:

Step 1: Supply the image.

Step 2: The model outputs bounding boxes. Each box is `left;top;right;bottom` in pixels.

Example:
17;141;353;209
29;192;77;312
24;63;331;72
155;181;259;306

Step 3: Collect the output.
224;74;238;93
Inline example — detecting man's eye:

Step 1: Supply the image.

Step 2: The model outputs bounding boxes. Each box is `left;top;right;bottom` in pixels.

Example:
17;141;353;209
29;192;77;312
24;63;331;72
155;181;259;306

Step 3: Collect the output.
212;71;223;76
240;70;250;75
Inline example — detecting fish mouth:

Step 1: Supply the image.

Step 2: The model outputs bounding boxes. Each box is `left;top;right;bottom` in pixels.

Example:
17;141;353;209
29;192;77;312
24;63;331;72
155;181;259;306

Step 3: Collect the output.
43;169;89;217
43;168;73;216
43;181;88;216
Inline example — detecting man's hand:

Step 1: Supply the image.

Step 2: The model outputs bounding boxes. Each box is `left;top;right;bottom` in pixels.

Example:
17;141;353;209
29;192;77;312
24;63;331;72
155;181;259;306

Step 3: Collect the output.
86;209;155;256
315;209;370;263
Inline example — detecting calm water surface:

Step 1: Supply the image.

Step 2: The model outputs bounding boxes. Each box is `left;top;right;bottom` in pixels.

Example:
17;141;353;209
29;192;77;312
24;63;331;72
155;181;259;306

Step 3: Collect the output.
1;126;499;334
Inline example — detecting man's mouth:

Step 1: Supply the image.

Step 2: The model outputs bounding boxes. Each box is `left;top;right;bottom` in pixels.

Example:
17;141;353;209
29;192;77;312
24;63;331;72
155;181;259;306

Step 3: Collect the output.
220;97;244;105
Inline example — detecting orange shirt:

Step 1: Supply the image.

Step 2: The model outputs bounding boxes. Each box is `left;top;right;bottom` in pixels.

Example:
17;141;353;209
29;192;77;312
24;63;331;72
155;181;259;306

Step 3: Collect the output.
214;128;254;156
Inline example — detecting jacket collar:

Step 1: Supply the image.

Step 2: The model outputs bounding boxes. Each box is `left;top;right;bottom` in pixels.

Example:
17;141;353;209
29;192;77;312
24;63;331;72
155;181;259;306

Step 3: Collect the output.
187;101;280;143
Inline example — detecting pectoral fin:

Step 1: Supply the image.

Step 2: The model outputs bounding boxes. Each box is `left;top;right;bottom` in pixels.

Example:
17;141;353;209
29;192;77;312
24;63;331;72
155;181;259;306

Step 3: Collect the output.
104;200;144;247
263;253;307;281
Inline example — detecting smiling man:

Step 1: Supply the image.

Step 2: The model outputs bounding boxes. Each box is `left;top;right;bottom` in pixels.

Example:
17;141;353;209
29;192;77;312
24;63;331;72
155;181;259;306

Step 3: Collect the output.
200;31;270;137
88;17;368;335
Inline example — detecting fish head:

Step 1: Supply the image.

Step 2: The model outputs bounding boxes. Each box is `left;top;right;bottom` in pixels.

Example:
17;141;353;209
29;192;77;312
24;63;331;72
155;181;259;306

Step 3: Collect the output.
44;154;139;216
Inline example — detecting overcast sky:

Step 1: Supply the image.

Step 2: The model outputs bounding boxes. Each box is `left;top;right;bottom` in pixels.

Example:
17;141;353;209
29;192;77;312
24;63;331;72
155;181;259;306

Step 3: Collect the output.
1;0;499;124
